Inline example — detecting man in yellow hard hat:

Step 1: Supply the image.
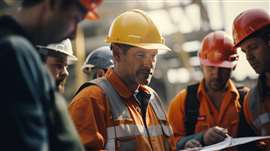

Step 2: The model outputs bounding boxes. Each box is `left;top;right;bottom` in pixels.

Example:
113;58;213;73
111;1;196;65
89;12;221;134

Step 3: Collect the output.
37;39;77;94
69;9;176;151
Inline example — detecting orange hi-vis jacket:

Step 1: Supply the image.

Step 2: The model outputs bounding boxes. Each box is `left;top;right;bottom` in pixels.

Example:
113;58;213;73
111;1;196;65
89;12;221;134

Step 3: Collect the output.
243;75;270;150
168;80;241;149
69;69;175;151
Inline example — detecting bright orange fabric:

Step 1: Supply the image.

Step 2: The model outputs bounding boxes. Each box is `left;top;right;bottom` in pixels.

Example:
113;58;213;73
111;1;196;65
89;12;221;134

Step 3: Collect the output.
69;69;175;151
168;80;240;143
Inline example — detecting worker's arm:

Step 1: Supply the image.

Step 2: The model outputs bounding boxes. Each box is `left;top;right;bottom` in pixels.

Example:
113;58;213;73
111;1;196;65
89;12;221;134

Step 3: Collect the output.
69;86;108;151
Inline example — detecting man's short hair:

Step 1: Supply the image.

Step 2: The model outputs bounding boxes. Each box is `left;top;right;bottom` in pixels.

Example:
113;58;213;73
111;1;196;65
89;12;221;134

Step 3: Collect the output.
111;43;133;54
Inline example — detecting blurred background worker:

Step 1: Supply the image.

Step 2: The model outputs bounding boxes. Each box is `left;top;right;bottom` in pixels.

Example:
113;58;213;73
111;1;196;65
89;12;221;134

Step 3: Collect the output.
81;46;113;80
233;8;270;150
37;39;77;94
69;9;175;151
0;0;102;150
168;31;253;150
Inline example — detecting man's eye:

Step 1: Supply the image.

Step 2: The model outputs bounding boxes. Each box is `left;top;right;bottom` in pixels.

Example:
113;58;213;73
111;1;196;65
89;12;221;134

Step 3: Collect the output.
136;54;145;58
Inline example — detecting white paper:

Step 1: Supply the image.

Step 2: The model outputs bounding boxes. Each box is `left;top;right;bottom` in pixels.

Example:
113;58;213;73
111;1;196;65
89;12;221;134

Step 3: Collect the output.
180;135;270;151
201;136;270;151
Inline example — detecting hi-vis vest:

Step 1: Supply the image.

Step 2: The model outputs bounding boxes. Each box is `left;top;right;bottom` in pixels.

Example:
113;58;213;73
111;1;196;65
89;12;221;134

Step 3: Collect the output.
247;87;270;135
78;77;173;151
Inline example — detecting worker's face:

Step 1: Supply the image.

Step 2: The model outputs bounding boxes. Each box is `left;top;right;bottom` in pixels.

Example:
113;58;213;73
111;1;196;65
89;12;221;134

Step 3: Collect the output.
116;46;158;86
41;0;87;44
45;55;69;94
239;37;270;74
202;65;232;91
95;68;107;78
83;67;107;80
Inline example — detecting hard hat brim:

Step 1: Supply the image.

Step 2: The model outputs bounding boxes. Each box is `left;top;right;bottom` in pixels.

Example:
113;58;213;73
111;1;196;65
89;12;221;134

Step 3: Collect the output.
81;64;95;71
200;59;237;69
134;43;171;51
36;46;78;62
106;40;171;51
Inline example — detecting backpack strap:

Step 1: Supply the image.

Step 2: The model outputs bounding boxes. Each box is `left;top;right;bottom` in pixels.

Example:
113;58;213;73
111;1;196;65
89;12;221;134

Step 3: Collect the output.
184;83;200;136
72;77;108;97
73;81;93;97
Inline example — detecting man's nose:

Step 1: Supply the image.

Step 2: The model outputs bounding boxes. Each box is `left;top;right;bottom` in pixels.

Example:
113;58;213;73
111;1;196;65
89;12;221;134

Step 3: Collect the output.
60;67;69;77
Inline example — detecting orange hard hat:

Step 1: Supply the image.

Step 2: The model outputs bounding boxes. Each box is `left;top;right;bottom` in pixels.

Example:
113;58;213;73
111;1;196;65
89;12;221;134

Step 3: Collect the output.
233;9;270;48
198;31;238;68
80;0;102;20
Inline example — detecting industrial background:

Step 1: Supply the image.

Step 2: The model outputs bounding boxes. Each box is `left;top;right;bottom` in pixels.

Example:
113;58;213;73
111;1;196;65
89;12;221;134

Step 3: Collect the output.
1;0;269;108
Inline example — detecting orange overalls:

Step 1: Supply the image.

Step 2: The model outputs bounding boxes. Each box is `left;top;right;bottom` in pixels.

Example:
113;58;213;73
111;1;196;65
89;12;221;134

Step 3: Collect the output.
69;69;175;151
168;80;241;149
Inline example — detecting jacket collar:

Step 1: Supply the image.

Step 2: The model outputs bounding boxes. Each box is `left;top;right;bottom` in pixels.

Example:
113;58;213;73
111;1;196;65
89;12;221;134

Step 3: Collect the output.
197;79;239;100
105;69;151;99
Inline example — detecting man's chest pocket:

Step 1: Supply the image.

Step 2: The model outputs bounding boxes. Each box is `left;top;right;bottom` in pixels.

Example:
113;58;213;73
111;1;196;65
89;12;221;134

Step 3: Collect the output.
195;115;209;132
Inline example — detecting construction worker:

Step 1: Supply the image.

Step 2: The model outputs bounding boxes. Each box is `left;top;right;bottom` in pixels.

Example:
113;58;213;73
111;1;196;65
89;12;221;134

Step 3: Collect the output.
37;38;77;94
81;46;113;80
167;31;253;150
232;9;270;150
0;0;102;150
69;9;176;151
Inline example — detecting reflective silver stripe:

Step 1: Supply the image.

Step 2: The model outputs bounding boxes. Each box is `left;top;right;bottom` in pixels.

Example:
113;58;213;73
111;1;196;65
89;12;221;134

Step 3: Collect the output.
107;124;145;139
107;124;170;139
105;139;115;151
149;90;174;137
148;123;173;137
253;113;270;128
161;123;173;136
149;91;167;121
148;124;163;137
93;78;131;120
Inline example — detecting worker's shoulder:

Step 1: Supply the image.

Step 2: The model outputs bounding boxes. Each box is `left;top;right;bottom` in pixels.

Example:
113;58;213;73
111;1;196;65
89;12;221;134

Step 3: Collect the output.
74;82;106;99
172;88;188;102
0;35;37;59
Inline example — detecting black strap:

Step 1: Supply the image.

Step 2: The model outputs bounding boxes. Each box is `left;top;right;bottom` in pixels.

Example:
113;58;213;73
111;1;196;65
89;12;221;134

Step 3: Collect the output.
184;83;200;136
73;78;103;97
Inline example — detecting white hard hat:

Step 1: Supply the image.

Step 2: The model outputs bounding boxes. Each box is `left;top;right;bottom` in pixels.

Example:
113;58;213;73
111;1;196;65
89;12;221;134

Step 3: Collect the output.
37;39;77;64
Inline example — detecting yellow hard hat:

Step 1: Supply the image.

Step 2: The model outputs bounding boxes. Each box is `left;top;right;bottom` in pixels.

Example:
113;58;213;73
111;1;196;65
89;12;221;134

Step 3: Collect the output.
105;9;171;51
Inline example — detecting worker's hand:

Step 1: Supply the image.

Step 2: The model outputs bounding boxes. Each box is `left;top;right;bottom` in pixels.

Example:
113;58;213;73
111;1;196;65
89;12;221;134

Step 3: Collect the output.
185;139;202;149
203;126;228;145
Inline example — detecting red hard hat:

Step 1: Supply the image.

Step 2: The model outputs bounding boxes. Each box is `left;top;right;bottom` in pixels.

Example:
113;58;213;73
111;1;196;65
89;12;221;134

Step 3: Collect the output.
233;9;270;48
80;0;102;20
199;31;238;69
